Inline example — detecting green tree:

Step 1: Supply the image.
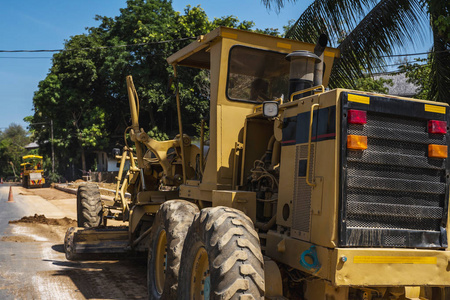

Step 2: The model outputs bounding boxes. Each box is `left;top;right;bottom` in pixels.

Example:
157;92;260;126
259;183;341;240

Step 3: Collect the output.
30;33;109;175
355;77;393;94
27;0;260;179
262;0;450;102
0;124;30;179
398;58;432;99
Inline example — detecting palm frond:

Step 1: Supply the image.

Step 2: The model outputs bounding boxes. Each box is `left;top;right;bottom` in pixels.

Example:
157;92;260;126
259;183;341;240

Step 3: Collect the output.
285;0;379;44
331;0;427;88
281;0;426;88
260;0;290;11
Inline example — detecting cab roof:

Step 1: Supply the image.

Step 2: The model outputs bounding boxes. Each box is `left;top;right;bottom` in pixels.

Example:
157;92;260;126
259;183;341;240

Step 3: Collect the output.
166;27;340;69
22;155;43;160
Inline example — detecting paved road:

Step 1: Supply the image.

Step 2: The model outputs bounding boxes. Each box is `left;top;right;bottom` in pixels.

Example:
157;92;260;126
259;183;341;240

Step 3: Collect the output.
0;184;147;299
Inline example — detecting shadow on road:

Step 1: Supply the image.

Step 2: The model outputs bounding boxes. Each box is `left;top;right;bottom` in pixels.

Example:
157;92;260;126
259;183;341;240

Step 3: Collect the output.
44;257;148;299
51;244;65;253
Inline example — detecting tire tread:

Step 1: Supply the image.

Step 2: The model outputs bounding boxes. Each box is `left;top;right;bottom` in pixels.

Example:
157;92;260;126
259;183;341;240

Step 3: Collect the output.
179;206;265;300
77;184;102;228
147;200;199;300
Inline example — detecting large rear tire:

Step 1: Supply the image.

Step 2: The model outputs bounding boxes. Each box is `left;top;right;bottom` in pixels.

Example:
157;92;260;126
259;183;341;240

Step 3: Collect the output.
77;184;103;228
178;207;265;300
147;200;199;300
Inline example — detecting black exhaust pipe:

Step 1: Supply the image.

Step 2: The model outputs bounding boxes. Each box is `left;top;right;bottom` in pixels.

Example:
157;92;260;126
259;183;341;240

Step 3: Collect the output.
313;34;328;87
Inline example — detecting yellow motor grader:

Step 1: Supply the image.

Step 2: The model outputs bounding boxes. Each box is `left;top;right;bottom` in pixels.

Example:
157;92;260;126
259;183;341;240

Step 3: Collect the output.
21;155;45;188
65;27;450;299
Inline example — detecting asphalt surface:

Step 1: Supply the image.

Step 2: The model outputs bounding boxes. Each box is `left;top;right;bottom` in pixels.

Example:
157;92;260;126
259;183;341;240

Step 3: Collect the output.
0;184;147;299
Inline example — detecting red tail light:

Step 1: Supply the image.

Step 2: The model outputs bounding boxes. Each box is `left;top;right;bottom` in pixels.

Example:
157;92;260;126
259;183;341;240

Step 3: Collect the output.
428;120;447;134
348;110;367;124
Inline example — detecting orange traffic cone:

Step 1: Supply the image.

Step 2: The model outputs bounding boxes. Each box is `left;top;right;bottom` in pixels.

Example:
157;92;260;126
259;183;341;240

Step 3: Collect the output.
7;186;14;202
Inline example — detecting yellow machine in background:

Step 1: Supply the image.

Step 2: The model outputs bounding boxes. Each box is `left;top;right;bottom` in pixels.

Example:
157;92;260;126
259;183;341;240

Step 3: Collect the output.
21;155;45;188
65;27;450;299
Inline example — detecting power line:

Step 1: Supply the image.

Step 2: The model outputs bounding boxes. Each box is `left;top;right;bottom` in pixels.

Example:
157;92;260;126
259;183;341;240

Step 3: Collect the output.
0;36;196;53
0;38;447;58
380;49;450;58
0;57;52;59
384;62;428;68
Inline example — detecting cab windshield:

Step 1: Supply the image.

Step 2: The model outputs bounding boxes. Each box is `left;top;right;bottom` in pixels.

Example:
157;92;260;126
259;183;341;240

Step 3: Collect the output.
226;46;290;103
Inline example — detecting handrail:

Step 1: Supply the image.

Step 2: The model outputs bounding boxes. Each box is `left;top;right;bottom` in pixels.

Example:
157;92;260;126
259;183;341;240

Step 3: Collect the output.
173;65;187;184
289;85;325;102
306;103;319;187
200;119;205;176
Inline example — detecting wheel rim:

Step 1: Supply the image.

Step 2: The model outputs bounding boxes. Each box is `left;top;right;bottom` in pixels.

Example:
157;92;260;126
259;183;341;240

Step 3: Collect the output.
155;229;167;295
190;246;210;300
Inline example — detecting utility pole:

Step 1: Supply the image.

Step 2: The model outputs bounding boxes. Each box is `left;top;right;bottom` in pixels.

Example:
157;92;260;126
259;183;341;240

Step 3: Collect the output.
51;120;55;173
9;161;16;178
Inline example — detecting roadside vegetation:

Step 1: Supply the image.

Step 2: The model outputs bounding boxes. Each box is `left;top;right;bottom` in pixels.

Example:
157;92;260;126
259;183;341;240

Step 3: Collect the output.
23;0;448;180
25;0;285;179
0;124;30;179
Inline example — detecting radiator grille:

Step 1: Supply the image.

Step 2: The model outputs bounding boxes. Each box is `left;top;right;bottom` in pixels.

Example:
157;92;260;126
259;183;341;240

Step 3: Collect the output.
292;145;314;239
341;99;448;248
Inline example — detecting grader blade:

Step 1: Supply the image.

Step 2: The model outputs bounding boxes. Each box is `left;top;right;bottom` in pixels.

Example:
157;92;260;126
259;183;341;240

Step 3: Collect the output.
64;226;129;260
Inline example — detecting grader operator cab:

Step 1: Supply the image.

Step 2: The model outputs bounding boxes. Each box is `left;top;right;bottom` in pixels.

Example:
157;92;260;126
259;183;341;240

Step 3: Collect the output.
64;27;450;299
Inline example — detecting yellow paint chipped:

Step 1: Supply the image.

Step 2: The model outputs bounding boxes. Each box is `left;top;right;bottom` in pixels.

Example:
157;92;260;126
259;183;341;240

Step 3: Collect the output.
348;94;370;105
354;256;437;264
425;104;446;114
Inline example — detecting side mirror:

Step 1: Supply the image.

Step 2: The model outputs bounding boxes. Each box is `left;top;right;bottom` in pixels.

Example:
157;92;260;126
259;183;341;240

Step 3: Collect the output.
262;101;279;118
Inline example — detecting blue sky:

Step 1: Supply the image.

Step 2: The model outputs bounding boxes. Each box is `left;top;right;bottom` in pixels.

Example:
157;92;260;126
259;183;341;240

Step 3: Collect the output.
0;0;431;131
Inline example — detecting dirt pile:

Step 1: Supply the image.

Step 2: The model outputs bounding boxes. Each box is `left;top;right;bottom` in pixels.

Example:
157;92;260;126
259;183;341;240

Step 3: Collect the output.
9;214;76;227
67;181;116;190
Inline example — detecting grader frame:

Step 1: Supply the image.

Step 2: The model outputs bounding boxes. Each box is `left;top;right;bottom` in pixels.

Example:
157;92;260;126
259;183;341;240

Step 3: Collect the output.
65;27;450;300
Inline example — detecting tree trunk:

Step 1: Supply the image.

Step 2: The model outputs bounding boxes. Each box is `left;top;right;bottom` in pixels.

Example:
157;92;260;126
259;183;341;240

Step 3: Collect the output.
81;146;86;174
149;104;156;129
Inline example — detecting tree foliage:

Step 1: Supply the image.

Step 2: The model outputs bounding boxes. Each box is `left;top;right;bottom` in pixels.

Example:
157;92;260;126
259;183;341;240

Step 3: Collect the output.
27;0;262;178
398;58;432;99
354;77;393;94
0;124;30;178
262;0;450;103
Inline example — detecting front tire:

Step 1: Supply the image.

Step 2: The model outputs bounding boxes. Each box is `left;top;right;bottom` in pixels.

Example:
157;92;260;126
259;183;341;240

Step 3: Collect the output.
77;184;103;227
64;227;78;260
147;200;199;300
178;207;265;300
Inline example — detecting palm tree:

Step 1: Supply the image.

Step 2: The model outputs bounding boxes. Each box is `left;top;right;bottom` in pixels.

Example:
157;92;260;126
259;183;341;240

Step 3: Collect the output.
262;0;449;102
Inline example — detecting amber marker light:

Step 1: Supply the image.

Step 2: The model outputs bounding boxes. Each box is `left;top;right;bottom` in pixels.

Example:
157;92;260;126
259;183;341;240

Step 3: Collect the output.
428;144;448;159
428;120;447;134
347;135;367;150
347;109;367;124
